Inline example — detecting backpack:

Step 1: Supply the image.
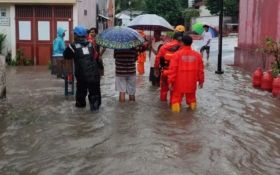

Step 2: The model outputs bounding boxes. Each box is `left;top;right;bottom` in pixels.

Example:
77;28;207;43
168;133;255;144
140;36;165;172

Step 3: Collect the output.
160;44;181;68
70;42;100;83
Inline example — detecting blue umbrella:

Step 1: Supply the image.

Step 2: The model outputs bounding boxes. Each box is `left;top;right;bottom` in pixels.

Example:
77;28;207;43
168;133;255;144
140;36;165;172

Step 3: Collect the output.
209;27;218;38
96;26;144;49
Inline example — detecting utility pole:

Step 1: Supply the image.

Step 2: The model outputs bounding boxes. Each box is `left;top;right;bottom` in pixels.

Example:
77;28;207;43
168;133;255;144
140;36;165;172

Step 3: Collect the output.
216;0;224;74
128;0;132;21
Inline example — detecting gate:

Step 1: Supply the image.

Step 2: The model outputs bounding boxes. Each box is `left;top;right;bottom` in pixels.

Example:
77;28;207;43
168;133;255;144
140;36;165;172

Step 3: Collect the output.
16;5;73;65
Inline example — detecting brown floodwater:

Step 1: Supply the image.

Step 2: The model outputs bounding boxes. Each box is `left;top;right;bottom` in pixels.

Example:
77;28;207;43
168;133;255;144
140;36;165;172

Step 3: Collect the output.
0;51;279;175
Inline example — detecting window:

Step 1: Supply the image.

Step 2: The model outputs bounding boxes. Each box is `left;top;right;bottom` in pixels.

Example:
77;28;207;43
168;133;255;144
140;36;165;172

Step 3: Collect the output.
19;21;31;40
57;21;69;41
38;21;50;41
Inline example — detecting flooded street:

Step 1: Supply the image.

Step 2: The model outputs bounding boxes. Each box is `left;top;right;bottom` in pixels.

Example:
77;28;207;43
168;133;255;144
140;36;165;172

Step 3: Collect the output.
0;37;280;175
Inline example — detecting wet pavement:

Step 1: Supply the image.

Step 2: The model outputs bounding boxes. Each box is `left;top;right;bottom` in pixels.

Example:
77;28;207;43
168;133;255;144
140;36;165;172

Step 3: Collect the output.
0;37;280;175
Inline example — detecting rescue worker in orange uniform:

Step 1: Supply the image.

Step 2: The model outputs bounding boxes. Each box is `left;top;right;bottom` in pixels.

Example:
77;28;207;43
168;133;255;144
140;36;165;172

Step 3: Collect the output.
154;25;185;101
166;34;204;112
137;30;147;75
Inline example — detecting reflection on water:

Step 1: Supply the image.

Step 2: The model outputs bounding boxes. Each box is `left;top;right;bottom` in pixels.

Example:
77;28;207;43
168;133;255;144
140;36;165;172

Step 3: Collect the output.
0;59;280;175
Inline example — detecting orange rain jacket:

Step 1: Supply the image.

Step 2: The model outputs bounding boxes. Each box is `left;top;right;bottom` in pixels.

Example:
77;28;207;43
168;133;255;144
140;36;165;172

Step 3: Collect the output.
167;46;204;93
154;40;181;69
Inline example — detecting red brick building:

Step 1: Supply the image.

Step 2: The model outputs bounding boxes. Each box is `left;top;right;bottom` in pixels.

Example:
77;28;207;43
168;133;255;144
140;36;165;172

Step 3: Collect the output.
234;0;280;72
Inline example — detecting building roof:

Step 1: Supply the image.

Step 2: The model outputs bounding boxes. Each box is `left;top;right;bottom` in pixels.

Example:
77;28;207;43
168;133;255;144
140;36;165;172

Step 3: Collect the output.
120;10;145;16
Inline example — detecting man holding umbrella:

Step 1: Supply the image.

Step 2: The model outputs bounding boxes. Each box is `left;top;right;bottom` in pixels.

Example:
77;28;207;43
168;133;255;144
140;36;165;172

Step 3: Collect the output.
154;25;185;102
200;25;212;61
95;26;144;102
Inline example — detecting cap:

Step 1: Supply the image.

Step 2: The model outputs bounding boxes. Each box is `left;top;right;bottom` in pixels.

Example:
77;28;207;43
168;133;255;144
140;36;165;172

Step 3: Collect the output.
73;26;87;37
175;25;186;32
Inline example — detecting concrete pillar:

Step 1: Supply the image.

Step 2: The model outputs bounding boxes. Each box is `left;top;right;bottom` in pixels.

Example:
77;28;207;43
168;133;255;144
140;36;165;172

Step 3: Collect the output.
73;4;78;28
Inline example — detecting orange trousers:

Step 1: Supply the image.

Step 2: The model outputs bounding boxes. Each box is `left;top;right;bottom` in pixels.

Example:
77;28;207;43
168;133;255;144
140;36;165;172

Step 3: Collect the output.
137;52;146;75
160;73;173;103
171;91;196;105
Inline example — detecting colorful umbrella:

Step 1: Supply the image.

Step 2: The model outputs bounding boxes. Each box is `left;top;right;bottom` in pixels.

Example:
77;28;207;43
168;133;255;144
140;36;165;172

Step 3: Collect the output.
96;26;144;49
209;27;218;37
192;23;218;37
192;23;204;35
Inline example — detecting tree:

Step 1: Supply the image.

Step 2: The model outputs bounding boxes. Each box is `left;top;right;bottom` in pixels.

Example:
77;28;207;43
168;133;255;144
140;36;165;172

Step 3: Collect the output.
145;0;184;26
205;0;239;18
182;8;200;30
178;0;188;8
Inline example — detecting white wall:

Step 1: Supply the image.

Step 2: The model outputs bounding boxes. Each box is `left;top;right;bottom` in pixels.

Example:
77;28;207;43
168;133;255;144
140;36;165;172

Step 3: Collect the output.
199;5;211;17
77;0;97;28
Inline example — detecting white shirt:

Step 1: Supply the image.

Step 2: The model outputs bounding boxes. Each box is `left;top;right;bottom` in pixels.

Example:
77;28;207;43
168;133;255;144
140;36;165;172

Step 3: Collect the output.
202;31;212;46
149;41;163;68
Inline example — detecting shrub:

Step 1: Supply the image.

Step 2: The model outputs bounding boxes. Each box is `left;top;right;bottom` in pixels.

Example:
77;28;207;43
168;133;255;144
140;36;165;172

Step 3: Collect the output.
0;33;7;55
257;37;280;77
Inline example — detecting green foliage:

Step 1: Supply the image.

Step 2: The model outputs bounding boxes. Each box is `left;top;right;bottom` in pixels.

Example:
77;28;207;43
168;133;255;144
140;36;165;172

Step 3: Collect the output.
257;37;280;77
115;0;191;25
166;31;174;38
205;0;239;17
0;33;7;54
182;8;200;28
145;0;184;26
178;0;189;8
6;49;33;66
272;62;280;77
48;60;52;70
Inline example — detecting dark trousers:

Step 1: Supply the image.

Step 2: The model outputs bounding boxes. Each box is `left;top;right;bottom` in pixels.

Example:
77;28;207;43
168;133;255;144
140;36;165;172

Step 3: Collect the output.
51;57;64;78
76;80;101;110
149;68;160;87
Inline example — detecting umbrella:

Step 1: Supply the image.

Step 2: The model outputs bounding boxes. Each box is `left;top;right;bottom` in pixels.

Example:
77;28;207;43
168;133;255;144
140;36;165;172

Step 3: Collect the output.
209;27;218;37
192;22;204;35
127;14;174;31
96;26;144;49
192;22;218;37
128;14;173;59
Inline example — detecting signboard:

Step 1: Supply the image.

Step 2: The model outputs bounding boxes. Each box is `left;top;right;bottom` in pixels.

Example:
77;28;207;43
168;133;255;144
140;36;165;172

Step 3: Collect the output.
0;17;10;26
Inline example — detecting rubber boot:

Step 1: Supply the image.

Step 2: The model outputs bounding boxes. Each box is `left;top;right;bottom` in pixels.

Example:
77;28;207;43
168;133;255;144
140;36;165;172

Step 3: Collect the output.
190;102;196;111
171;103;180;112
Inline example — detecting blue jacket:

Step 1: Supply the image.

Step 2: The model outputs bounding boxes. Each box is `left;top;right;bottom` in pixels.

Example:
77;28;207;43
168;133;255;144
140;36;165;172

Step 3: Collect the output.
52;27;66;57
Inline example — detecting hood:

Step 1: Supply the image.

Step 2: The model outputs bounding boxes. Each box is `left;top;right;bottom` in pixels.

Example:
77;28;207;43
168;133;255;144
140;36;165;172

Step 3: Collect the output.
57;27;66;37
